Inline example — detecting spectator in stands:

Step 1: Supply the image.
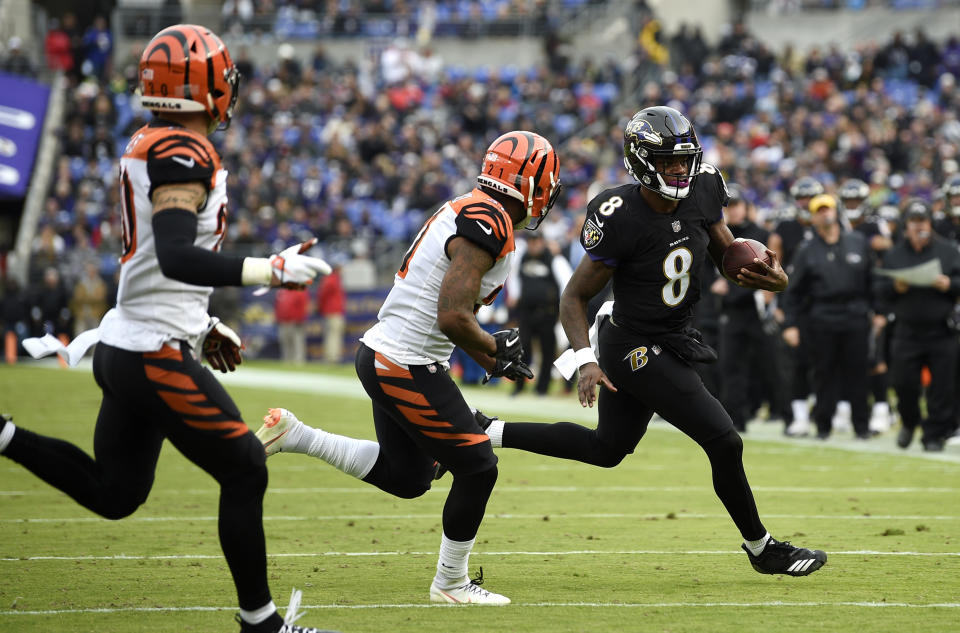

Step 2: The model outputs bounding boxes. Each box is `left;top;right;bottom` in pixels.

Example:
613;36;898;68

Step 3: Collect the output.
80;16;113;79
44;18;74;73
69;261;108;336
316;258;346;364
1;37;35;76
275;288;310;365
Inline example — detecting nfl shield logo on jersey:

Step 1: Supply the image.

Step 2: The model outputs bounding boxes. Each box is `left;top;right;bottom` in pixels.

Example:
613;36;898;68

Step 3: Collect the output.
582;218;604;249
672;220;681;232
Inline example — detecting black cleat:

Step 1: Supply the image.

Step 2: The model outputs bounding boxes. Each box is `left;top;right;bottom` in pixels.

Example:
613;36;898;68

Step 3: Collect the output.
472;408;498;431
743;537;827;576
434;409;500;480
897;426;914;449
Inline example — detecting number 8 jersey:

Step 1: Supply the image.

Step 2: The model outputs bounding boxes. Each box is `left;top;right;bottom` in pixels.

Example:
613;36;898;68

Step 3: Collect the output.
99;121;228;352
361;187;515;366
581;166;729;336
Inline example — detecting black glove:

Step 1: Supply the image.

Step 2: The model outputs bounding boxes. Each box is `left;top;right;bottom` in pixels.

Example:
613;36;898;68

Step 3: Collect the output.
483;328;534;384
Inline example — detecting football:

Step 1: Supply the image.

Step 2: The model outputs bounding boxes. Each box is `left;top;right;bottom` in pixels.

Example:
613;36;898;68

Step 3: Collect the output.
722;238;772;279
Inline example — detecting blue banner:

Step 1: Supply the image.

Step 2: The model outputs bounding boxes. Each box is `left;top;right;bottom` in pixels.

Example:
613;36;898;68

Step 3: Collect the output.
236;286;389;361
0;73;50;198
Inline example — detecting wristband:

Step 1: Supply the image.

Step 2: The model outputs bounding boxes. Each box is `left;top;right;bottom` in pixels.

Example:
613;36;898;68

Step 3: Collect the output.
241;257;273;286
574;347;598;368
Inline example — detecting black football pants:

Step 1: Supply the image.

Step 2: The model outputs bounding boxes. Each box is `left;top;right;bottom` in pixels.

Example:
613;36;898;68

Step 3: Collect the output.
355;343;498;541
2;341;273;610
502;322;766;540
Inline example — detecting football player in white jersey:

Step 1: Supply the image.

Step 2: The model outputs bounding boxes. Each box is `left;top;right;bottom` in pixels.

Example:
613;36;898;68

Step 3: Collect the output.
0;25;337;633
255;131;562;604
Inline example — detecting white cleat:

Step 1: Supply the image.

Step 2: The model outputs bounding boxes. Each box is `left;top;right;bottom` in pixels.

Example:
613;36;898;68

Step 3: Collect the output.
256;407;302;456
429;569;510;605
785;418;810;437
869;406;891;434
832;401;852;433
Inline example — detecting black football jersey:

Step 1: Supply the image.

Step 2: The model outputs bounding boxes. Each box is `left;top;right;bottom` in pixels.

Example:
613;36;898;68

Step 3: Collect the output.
580;167;728;336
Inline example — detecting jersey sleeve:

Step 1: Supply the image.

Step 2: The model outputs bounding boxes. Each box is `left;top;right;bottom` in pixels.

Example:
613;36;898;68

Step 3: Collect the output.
454;202;512;260
580;190;625;266
145;131;218;200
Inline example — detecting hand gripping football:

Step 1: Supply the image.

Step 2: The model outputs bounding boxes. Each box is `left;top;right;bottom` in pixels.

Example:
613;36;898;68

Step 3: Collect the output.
722;238;772;280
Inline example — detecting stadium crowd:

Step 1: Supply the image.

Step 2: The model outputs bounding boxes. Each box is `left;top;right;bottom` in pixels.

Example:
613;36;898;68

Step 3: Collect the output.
2;9;960;447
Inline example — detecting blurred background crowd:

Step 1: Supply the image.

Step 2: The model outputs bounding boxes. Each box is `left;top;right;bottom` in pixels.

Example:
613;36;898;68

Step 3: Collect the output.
1;0;959;447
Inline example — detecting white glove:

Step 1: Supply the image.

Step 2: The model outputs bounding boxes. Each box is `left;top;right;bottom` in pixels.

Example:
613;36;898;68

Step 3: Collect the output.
198;316;244;373
270;238;332;287
248;238;332;296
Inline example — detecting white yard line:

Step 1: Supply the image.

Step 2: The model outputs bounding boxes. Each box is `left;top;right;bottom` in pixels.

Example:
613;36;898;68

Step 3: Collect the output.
3;549;958;562
2;511;959;524
2;600;959;616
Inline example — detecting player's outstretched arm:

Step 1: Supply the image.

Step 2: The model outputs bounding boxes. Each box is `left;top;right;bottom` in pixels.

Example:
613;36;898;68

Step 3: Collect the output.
560;256;617;407
151;182;329;289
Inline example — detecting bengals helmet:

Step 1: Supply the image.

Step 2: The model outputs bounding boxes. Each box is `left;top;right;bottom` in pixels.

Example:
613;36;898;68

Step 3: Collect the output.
138;24;240;133
477;131;562;230
623;106;703;200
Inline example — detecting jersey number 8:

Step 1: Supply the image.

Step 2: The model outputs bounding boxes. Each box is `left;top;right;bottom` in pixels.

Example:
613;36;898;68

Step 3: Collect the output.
661;247;693;307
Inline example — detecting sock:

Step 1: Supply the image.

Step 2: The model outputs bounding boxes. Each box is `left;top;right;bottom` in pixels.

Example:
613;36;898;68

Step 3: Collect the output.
294;424;379;479
0;418;15;453
486;419;504;448
744;532;771;556
790;400;809;424
239;601;276;625
433;533;475;588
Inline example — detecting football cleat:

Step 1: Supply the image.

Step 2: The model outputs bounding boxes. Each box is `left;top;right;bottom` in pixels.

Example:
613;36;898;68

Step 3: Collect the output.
433;409;499;480
784;418;810;437
255;408;302;456
429;568;510;605
236;588;340;632
743;537;827;576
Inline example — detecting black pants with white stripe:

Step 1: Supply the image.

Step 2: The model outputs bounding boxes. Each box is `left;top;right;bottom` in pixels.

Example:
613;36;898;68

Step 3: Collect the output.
2;341;274;610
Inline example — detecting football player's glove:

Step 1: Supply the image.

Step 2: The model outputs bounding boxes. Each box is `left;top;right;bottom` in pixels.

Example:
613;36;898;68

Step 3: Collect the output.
483;328;534;384
199;316;243;373
270;238;332;288
252;238;332;295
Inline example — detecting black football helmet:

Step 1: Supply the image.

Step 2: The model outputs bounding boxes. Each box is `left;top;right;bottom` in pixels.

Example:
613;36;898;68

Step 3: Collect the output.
789;176;825;200
839;178;871;221
623;106;703;200
944;174;960;218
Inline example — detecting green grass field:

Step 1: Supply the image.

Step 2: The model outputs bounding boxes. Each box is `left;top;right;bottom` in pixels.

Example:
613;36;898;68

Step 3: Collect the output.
2;361;959;633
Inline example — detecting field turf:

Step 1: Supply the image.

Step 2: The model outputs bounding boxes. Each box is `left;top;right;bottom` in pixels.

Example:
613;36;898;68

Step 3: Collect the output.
2;361;958;632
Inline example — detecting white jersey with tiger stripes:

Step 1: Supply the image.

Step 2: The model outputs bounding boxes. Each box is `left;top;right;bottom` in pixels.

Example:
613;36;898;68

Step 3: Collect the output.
98;127;228;352
361;201;513;366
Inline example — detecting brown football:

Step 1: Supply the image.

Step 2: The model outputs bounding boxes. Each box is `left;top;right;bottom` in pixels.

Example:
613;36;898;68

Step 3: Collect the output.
722;238;771;279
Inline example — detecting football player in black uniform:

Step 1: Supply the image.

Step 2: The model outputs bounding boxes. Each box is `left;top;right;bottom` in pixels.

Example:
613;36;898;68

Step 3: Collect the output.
771;177;822;436
481;106;827;577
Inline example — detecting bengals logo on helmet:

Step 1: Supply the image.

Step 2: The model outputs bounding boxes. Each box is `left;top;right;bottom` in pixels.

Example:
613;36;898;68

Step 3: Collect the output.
138;24;240;132
477;131;562;230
